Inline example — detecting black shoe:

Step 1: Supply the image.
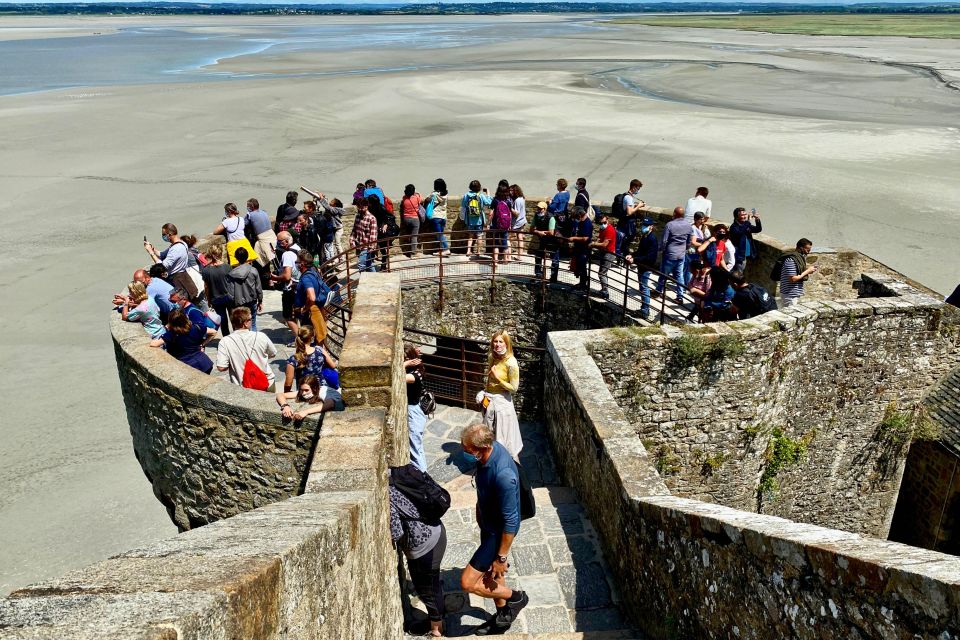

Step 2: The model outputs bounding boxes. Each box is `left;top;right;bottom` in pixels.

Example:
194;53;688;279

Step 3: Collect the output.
549;276;558;283
599;290;610;299
502;590;529;624
651;289;662;299
474;612;509;636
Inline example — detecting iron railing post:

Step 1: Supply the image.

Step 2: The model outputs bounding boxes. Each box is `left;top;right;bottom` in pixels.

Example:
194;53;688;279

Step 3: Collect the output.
490;249;497;303
460;340;467;408
438;240;445;312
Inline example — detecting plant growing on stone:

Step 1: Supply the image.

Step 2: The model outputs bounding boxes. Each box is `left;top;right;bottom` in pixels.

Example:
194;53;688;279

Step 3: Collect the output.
757;428;813;501
655;444;682;476
878;401;942;446
667;334;707;371
712;335;745;359
701;451;727;477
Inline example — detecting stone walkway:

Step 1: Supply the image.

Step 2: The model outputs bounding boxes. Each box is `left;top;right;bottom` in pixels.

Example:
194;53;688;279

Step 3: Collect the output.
402;405;643;638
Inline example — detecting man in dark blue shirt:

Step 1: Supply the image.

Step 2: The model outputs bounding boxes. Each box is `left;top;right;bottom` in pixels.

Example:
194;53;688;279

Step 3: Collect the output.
625;217;659;321
568;207;594;291
459;424;529;635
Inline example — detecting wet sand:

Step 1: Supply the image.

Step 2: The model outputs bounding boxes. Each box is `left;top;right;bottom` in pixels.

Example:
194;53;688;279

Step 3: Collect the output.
1;15;959;594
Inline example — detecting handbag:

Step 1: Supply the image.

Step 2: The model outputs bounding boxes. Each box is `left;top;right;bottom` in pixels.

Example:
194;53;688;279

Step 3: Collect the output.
419;390;436;416
515;461;536;520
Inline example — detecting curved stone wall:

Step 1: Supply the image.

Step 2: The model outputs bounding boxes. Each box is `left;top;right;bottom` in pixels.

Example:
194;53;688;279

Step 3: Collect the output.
112;314;321;531
2;275;406;638
544;274;960;639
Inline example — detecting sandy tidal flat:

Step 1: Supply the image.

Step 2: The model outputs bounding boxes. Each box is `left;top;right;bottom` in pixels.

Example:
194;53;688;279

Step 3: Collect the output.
1;15;959;595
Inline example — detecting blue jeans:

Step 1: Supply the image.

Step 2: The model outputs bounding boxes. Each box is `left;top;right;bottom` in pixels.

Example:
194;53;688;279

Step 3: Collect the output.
358;248;376;272
658;257;686;297
408;403;427;472
431;217;448;251
637;269;652;316
534;247;559;280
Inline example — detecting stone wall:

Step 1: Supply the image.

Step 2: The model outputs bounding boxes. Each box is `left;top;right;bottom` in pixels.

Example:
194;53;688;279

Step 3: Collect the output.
112;313;321;531
588;273;960;537
545;329;960;640
0;275;406;639
336;272;409;469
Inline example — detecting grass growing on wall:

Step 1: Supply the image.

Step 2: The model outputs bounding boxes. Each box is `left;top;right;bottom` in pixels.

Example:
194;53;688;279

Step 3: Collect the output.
878;401;942;446
666;333;747;377
757;428;814;501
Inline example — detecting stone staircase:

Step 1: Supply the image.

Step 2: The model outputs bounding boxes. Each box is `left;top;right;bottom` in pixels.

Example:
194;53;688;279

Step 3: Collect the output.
402;406;645;639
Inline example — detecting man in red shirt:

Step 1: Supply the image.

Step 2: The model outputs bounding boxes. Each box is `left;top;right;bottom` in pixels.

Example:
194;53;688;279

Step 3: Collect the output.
590;213;618;299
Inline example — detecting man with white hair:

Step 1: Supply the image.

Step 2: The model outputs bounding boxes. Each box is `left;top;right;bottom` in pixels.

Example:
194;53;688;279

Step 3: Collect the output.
269;230;301;344
459;423;528;635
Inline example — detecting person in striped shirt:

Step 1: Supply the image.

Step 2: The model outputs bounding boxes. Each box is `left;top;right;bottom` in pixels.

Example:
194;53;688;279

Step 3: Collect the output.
779;238;817;308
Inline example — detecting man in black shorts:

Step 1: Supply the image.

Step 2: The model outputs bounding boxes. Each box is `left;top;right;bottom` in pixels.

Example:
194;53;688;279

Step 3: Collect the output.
269;231;301;345
459;423;529;635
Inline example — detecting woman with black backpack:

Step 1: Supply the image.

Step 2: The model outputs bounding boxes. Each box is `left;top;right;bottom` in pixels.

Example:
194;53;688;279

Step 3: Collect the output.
389;465;447;637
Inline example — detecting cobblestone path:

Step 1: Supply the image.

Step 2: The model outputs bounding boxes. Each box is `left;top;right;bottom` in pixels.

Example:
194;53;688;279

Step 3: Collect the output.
403;405;643;638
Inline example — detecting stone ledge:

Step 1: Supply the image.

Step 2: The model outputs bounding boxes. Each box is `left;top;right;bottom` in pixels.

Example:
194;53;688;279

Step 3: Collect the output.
2;489;402;639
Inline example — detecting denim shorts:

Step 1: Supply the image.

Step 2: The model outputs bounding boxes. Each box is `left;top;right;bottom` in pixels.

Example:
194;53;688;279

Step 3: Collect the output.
467;222;484;233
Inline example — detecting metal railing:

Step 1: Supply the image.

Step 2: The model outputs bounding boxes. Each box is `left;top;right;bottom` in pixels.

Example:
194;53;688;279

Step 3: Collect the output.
313;228;693;411
321;229;693;339
402;327;545;410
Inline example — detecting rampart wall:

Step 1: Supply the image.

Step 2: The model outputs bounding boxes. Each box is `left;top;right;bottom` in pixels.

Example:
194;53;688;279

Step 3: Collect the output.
0;274;406;639
545;308;960;639
590;274;960;535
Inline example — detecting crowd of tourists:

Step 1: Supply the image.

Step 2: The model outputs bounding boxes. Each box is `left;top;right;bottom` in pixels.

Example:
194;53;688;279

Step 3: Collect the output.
113;176;824;637
343;176;816;323
114;193;347;417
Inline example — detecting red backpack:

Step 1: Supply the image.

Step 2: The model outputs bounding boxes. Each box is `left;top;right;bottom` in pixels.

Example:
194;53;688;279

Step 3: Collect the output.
383;195;395;214
238;335;269;391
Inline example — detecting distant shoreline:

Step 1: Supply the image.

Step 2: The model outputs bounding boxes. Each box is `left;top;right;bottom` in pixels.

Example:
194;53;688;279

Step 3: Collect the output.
2;2;960;18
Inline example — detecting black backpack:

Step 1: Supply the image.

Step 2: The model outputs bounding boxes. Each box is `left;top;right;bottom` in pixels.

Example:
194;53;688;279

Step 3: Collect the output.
390;464;450;524
612;193;626;221
770;254;790;282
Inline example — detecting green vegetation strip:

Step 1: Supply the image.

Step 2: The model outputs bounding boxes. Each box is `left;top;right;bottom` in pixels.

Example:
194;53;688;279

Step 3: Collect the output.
611;14;960;39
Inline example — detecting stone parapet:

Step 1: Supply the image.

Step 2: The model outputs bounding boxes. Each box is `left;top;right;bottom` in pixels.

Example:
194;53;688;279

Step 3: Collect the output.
0;275;406;639
545;311;960;639
587;277;959;536
111;312;321;531
338;271;409;468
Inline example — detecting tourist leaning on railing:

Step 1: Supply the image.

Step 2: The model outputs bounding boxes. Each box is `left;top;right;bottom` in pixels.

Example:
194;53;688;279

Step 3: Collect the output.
350;199;379;272
624;217;659;322
114;281;165;339
425;178;450;256
275;374;344;420
149;307;213;374
509;183;526;258
400;184;423;258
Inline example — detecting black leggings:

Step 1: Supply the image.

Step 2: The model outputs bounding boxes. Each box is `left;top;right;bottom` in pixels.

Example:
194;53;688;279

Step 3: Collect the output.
407;527;446;622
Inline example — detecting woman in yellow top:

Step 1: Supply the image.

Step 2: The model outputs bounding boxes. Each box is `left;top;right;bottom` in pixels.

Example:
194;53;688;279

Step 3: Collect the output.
480;330;523;459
